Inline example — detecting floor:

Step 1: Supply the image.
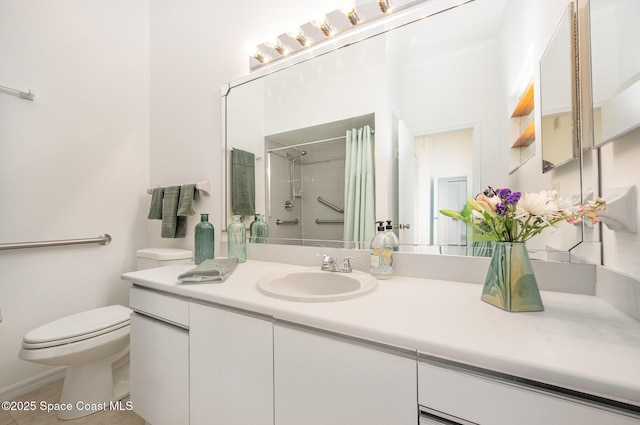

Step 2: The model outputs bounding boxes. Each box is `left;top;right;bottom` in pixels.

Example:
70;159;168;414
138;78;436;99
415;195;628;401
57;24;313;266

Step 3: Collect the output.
1;380;144;425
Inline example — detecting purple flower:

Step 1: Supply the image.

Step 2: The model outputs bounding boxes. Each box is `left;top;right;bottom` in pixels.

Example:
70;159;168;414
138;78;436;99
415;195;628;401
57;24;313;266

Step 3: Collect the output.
496;203;507;217
497;188;511;200
505;192;521;205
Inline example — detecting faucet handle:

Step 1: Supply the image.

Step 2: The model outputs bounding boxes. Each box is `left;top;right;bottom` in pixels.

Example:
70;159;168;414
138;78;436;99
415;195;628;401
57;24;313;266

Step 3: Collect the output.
340;256;358;273
316;253;335;270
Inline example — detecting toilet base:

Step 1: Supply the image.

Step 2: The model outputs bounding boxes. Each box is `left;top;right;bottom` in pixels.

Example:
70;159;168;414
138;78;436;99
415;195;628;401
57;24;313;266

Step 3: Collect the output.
57;346;130;420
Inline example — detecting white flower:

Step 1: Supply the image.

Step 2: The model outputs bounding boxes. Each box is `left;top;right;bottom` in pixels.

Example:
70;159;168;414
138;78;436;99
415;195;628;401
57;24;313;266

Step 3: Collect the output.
514;190;563;224
471;209;486;224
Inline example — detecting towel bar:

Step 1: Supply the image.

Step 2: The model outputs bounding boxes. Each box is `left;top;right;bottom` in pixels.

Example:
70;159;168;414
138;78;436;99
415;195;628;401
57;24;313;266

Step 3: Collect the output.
0;84;34;101
275;219;299;225
315;219;344;224
146;179;211;195
0;234;111;251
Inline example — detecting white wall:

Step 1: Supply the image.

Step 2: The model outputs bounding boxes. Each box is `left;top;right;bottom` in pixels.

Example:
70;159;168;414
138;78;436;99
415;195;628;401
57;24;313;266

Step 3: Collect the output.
0;0;150;394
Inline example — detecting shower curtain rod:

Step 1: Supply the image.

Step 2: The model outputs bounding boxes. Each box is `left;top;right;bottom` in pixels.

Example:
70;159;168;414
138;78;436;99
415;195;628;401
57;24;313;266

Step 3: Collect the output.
267;128;374;153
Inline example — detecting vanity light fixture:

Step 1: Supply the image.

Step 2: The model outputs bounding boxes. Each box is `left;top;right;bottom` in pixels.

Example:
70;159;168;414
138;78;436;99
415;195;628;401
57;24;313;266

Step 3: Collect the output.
249;0;421;70
378;0;391;13
287;28;311;47
312;16;334;37
266;38;287;56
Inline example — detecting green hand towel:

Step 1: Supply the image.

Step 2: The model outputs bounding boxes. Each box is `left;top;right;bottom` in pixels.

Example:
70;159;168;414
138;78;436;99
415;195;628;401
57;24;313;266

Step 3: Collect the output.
162;186;186;238
231;149;256;216
148;187;164;219
177;258;239;283
177;184;200;216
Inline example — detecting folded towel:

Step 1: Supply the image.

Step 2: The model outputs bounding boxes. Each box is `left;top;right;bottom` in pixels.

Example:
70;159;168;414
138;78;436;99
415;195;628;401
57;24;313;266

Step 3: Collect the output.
162;186;186;238
177;184;200;216
231;149;256;216
148;187;164;219
178;258;239;283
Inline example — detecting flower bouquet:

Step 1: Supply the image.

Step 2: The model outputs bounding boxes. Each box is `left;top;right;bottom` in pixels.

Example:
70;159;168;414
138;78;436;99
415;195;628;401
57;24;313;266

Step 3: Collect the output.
440;187;606;312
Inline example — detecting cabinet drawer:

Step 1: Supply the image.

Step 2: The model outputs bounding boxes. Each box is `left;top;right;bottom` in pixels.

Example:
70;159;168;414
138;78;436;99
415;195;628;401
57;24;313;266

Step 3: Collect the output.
129;286;189;327
418;361;639;425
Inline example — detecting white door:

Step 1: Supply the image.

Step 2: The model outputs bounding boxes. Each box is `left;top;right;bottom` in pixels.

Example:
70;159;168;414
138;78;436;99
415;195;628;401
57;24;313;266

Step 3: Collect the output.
436;176;467;246
190;303;273;425
397;120;417;244
273;323;416;425
129;313;189;425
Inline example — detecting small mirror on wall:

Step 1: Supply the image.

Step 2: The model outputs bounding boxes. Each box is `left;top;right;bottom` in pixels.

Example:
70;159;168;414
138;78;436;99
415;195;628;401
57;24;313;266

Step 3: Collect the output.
540;3;578;173
590;0;640;147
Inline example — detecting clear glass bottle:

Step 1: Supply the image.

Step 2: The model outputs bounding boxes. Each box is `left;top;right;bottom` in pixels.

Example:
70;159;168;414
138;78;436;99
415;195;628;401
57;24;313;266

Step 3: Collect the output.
227;215;247;263
370;221;393;279
194;213;214;265
385;220;399;251
249;214;269;244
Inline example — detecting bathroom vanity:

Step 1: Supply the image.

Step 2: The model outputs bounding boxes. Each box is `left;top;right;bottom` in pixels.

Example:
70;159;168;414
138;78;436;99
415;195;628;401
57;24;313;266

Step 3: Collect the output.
122;260;640;425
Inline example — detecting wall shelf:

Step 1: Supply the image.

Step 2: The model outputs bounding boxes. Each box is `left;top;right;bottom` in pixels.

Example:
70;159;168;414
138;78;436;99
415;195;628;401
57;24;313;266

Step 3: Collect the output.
511;81;534;118
511;119;536;147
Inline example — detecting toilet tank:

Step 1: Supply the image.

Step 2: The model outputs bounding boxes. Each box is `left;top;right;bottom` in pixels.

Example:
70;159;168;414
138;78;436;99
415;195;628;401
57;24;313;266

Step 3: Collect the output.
136;248;193;270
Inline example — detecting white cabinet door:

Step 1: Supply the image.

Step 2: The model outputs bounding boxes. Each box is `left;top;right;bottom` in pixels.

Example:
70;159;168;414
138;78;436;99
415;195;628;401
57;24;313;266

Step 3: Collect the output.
130;313;189;425
419;362;640;425
274;323;417;425
190;302;274;425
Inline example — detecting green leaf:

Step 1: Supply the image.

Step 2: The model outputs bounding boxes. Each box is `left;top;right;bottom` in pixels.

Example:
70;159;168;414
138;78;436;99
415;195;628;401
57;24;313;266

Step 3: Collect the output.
439;209;464;220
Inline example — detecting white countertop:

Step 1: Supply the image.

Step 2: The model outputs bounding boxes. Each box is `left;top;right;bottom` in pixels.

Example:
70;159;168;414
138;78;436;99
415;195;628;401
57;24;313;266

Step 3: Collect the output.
121;259;640;408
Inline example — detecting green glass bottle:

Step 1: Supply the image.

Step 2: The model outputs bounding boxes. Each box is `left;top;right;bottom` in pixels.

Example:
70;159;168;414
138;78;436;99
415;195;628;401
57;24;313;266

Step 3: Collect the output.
249;214;269;244
227;215;247;263
194;213;214;265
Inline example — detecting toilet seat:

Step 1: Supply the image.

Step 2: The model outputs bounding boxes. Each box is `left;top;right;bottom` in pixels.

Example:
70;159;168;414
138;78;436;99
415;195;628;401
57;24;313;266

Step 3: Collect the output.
22;305;131;349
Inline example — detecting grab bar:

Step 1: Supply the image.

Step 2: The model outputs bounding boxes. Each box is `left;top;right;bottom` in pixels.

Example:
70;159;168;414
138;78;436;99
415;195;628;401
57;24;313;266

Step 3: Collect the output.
275;219;299;225
0;84;35;101
317;197;344;213
315;219;344;224
0;234;111;251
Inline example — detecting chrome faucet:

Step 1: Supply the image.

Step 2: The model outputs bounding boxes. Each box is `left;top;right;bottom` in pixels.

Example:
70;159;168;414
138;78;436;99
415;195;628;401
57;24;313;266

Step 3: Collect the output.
316;253;357;273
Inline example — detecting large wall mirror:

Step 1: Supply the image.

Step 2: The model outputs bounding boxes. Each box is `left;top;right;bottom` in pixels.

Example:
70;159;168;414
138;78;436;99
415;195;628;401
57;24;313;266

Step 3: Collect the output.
224;0;589;259
589;0;640;147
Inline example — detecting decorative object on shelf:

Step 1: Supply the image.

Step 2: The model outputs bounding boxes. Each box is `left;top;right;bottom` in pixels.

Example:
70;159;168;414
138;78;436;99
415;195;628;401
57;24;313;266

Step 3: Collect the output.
194;214;215;265
227;215;247;263
249;214;269;243
440;187;607;312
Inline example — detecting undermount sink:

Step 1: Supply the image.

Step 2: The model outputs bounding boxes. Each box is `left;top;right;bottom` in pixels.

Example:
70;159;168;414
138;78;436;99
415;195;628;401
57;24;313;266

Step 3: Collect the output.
256;268;377;302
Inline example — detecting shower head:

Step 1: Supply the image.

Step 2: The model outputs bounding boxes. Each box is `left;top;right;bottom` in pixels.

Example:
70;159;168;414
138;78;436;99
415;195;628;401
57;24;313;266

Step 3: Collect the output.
286;151;306;162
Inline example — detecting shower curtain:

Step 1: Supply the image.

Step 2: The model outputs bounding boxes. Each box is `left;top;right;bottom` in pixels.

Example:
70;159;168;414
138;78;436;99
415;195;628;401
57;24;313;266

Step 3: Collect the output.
343;125;376;249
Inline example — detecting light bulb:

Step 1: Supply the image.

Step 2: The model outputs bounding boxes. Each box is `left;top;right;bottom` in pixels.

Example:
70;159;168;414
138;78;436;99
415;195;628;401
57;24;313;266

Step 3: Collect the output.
312;16;333;37
287;28;311;47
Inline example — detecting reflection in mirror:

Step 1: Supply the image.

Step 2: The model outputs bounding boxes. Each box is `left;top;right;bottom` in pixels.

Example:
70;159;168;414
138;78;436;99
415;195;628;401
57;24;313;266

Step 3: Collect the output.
264;114;375;247
224;0;587;259
590;0;640;147
540;3;578;173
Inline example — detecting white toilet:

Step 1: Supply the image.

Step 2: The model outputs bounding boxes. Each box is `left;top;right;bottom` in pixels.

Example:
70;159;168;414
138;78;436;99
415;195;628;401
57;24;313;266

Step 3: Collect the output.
18;248;192;420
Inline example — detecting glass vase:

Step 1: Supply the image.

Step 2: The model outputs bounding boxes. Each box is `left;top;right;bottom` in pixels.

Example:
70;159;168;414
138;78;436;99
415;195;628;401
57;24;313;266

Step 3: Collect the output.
249;214;269;244
481;242;544;312
227;215;247;263
194;213;214;265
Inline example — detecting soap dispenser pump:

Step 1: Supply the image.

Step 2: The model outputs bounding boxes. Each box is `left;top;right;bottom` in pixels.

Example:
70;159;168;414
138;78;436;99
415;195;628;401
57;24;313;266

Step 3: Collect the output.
385;220;399;252
370;221;393;279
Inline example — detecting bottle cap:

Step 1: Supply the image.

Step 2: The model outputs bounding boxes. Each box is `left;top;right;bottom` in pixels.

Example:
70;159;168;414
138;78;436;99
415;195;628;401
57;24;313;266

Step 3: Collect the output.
385;220;393;230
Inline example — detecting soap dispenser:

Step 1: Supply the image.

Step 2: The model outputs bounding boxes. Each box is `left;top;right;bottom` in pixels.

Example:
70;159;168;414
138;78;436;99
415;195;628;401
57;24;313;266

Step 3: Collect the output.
385;220;399;252
370;221;393;279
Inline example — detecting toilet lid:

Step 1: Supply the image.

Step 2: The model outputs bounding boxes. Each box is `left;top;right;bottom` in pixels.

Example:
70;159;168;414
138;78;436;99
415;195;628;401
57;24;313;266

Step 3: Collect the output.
23;305;132;346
